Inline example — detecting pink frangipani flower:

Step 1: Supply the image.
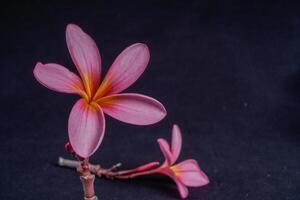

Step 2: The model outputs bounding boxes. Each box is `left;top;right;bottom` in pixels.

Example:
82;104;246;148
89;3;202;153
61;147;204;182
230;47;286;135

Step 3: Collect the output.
113;125;209;199
156;125;209;198
33;24;167;158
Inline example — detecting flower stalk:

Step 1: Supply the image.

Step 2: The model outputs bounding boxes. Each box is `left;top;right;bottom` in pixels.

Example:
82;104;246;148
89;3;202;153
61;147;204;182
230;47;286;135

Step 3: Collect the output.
58;157;154;179
78;159;98;200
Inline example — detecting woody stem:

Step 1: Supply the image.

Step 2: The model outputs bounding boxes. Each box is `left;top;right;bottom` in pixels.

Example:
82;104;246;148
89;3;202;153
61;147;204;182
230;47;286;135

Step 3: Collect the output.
58;157;158;179
77;158;98;200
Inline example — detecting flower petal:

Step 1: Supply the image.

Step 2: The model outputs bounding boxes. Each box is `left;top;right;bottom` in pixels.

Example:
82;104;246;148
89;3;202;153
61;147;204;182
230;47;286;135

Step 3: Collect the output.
94;43;150;98
97;93;166;125
175;179;189;199
68;99;105;158
160;168;189;199
33;62;85;95
66;24;101;97
171;124;182;163
157;138;173;165
174;159;210;187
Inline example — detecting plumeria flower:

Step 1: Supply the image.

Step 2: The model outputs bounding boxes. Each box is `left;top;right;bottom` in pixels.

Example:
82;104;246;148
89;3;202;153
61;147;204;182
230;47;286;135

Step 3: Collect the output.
112;125;209;199
156;125;209;198
33;24;167;158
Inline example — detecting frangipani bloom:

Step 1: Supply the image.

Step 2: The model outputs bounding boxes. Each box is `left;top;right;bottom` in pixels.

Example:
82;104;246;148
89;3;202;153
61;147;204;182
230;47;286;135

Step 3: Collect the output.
33;24;166;158
156;125;209;199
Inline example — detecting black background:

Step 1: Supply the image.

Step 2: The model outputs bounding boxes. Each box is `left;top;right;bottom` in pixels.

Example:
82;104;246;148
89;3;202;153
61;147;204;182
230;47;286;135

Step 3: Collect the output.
1;1;300;199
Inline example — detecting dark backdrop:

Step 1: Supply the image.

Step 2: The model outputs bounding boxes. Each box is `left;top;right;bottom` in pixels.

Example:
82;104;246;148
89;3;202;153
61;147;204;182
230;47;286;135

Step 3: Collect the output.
1;1;300;200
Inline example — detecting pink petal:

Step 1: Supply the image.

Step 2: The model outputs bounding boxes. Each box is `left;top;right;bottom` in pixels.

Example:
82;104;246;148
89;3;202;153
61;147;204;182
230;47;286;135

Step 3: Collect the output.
68;99;105;158
174;159;210;187
159;168;189;199
33;62;85;95
175;179;189;199
171;124;182;163
94;43;150;98
97;93;166;125
157;138;173;165
66;24;101;97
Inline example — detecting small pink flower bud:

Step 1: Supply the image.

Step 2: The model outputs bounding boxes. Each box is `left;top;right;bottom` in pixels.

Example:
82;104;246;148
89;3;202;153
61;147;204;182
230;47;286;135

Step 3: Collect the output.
65;142;74;154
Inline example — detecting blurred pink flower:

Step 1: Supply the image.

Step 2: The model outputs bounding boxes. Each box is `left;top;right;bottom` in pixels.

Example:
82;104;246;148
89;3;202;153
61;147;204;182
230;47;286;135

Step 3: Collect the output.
156;125;209;198
34;24;166;158
115;125;209;199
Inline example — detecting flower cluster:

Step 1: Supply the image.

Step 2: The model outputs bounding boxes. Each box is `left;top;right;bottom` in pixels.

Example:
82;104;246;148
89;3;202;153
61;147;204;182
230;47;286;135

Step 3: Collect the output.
34;24;209;199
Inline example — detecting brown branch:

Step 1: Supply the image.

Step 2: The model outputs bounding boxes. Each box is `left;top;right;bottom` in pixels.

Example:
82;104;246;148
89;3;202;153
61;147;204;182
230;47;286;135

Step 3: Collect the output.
58;157;122;179
58;157;158;181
